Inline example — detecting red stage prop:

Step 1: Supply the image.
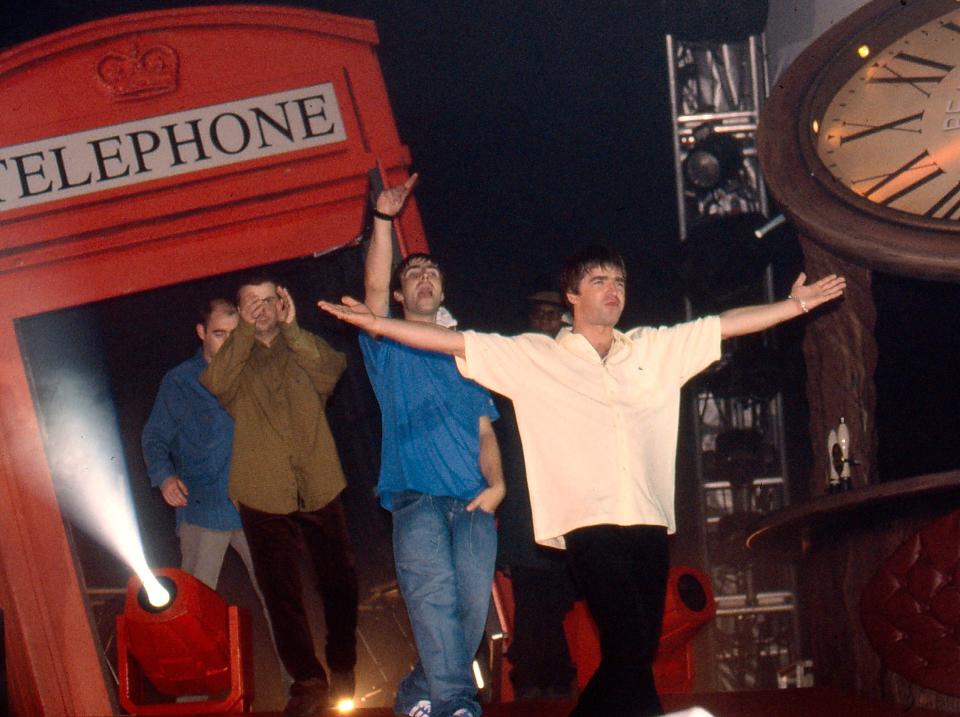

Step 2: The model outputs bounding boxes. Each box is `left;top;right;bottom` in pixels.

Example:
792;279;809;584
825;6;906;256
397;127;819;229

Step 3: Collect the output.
494;565;716;700
861;509;960;697
0;7;423;713
115;568;252;714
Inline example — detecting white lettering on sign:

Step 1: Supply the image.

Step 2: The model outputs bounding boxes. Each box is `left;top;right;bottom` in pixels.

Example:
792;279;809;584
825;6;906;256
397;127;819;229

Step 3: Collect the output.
0;82;347;212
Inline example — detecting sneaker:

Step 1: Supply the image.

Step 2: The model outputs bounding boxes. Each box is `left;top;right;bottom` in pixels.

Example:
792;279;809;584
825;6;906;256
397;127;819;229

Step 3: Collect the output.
329;669;355;703
283;677;329;717
405;699;431;716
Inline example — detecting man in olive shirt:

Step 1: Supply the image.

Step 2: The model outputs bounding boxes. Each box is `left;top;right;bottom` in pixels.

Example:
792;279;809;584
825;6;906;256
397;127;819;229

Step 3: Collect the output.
202;277;358;717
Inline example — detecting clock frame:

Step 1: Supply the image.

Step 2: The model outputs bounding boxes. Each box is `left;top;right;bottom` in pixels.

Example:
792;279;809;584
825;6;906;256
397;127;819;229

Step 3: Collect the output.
760;0;960;280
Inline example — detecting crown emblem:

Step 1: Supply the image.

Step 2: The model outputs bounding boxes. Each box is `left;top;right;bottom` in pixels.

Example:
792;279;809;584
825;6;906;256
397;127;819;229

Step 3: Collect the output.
97;43;179;100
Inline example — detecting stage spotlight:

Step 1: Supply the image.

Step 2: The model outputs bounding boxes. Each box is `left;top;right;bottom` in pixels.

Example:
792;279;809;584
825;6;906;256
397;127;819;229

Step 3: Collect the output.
683;125;742;191
115;567;253;715
335;697;356;713
472;659;486;690
141;574;173;610
563;565;716;695
654;567;717;694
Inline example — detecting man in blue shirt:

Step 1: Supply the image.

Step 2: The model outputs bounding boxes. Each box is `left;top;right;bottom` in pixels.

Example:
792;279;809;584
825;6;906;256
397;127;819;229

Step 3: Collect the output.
361;175;504;717
142;298;274;629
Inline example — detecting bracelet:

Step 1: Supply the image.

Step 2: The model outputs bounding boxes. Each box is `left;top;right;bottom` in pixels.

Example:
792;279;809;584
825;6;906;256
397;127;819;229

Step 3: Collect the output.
789;294;809;314
372;208;395;221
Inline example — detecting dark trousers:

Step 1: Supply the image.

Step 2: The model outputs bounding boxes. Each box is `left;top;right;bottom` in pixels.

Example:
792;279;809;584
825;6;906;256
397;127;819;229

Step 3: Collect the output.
507;564;576;696
239;498;359;685
565;524;669;717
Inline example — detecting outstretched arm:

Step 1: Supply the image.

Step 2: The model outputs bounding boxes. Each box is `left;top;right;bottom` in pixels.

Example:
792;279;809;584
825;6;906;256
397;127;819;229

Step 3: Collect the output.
319;296;466;357
366;173;419;317
720;272;845;338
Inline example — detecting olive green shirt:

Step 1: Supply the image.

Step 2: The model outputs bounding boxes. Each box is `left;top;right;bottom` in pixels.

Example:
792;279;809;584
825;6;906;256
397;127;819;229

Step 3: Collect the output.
201;318;347;514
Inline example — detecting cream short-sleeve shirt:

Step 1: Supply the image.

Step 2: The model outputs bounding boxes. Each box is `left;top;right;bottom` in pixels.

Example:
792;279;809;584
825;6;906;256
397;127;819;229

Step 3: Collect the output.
456;317;721;548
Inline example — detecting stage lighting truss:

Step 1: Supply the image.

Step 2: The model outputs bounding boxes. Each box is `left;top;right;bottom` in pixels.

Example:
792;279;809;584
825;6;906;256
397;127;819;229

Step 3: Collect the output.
666;29;803;692
668;34;767;239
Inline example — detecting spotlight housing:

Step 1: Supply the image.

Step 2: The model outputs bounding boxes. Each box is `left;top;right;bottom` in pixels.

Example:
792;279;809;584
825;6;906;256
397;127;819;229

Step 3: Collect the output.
115;567;253;714
683;125;743;191
137;575;176;613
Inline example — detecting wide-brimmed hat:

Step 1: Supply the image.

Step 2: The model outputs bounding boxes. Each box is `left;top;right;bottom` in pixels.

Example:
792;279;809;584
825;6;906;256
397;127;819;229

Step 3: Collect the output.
526;290;565;308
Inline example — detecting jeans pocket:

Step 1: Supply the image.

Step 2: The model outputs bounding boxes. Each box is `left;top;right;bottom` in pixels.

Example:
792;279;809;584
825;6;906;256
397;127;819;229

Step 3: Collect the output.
390;490;426;514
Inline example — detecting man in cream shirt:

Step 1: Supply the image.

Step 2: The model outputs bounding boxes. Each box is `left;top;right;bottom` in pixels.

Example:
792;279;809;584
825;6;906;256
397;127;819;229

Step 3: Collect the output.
320;243;844;717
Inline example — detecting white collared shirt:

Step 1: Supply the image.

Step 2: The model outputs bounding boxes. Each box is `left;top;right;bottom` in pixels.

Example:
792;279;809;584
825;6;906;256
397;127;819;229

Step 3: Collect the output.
456;317;721;548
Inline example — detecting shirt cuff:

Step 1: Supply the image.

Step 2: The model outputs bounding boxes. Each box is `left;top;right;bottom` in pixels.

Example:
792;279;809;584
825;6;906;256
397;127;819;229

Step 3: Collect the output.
454;331;475;379
280;319;304;343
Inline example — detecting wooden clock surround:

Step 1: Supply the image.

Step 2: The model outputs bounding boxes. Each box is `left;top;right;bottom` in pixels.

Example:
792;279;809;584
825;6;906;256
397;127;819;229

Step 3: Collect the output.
759;0;960;710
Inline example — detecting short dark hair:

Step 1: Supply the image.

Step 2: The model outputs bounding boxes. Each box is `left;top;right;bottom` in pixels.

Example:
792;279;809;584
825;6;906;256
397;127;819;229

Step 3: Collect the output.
390;253;445;294
235;274;280;305
199;298;237;328
559;244;627;304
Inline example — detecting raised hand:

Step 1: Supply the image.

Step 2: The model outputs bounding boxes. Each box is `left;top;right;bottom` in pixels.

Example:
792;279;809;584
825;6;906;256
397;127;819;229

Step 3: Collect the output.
238;292;264;325
788;272;846;313
318;296;378;330
375;173;419;218
277;285;296;324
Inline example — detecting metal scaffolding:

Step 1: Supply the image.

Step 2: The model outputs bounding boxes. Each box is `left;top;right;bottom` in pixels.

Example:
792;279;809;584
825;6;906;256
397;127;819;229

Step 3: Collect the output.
665;31;804;691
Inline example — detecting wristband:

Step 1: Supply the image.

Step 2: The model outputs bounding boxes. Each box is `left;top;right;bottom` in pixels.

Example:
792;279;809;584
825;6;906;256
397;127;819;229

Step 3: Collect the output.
372;209;395;221
789;294;809;314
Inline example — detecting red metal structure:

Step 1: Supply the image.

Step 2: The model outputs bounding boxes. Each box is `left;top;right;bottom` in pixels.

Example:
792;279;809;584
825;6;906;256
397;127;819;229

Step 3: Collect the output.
116;568;252;714
494;565;716;701
0;6;423;714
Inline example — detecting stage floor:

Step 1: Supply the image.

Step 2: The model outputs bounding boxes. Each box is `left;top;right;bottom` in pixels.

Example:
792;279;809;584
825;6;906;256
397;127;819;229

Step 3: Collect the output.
222;687;954;717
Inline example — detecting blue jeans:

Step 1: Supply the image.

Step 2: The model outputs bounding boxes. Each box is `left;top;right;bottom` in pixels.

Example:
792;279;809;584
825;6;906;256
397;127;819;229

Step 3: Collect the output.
391;492;497;717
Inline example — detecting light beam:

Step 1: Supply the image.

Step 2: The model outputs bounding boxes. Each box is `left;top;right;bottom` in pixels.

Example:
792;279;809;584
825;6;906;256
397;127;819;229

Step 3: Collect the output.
41;370;160;593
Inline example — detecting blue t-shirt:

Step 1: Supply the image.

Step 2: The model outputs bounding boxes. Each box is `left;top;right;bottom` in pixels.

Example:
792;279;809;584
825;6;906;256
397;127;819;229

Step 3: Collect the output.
141;351;240;530
359;333;498;510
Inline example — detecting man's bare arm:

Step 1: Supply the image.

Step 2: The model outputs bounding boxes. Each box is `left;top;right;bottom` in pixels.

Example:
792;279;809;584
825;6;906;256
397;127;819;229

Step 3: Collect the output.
720;272;845;339
365;173;418;317
468;414;506;513
319;296;466;358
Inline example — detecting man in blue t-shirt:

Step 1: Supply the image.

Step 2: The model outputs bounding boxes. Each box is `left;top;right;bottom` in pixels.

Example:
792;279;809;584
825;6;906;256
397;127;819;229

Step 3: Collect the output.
359;175;504;717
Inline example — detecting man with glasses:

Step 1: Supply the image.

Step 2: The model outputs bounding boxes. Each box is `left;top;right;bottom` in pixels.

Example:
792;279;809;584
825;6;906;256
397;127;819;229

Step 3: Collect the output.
202;277;358;717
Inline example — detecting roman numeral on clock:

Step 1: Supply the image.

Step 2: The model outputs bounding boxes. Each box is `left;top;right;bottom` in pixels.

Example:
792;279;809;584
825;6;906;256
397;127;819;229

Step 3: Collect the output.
857;150;945;205
869;53;954;96
924;181;960;219
837;112;923;144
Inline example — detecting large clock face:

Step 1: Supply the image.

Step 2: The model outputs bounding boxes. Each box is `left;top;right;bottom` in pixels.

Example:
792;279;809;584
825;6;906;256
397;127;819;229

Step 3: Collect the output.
814;4;960;222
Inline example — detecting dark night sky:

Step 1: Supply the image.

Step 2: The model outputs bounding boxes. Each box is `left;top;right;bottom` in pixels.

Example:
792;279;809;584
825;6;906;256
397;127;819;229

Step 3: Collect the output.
4;0;960;483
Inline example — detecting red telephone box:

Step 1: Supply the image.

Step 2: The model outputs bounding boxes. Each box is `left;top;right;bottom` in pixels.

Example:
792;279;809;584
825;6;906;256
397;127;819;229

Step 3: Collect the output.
0;7;423;714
